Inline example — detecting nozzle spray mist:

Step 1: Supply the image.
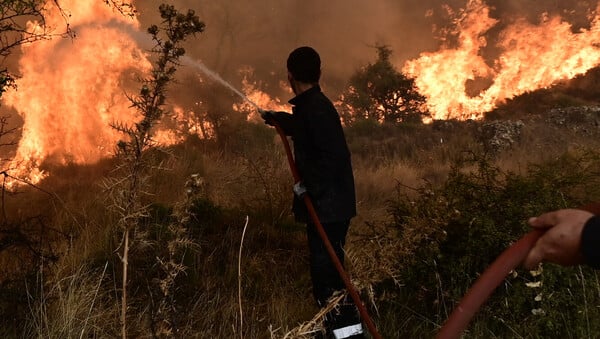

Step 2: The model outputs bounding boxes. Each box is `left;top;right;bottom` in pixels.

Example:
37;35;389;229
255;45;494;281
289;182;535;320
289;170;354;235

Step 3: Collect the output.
182;56;261;111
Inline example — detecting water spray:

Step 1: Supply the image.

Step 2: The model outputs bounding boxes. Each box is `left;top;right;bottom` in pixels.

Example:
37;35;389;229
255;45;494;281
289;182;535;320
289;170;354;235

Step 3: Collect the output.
182;57;261;111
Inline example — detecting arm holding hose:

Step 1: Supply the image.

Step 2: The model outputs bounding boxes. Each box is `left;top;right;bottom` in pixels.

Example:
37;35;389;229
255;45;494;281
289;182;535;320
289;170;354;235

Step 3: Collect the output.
260;109;294;136
259;109;309;198
437;203;600;339
524;208;600;269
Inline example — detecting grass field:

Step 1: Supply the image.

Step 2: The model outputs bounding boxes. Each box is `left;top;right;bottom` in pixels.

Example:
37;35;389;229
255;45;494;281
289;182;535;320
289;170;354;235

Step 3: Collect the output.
2;97;600;338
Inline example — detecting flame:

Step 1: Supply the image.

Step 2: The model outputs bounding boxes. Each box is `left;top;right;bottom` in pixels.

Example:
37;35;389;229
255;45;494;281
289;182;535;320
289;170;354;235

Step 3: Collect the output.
1;1;151;185
404;0;600;120
234;68;290;121
4;0;600;188
171;105;215;140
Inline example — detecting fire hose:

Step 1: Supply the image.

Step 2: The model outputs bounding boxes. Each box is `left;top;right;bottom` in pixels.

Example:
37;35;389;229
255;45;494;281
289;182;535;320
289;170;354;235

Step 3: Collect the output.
268;113;594;339
261;105;598;339
269;107;599;339
436;202;600;339
268;119;382;339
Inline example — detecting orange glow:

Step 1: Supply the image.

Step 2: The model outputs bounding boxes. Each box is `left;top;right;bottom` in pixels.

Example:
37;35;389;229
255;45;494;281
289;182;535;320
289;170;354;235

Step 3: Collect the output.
2;1;151;186
3;0;600;189
171;105;215;140
234;68;290;121
403;0;600;120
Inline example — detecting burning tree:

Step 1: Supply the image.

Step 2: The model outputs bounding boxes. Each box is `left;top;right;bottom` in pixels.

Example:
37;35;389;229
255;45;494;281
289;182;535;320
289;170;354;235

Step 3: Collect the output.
339;45;428;125
0;0;134;183
0;1;70;173
0;1;74;94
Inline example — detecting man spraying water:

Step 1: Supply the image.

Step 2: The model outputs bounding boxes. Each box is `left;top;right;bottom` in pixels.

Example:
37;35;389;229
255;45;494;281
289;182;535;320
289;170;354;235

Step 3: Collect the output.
260;46;364;339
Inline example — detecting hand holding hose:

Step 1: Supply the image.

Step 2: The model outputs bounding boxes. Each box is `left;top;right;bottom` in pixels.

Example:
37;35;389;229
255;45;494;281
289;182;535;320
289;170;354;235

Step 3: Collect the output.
293;181;307;197
523;209;593;269
437;203;599;339
259;109;276;126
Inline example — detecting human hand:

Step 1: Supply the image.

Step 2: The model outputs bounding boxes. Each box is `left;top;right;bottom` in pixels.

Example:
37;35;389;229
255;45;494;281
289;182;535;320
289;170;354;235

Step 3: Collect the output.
523;209;594;269
258;109;276;126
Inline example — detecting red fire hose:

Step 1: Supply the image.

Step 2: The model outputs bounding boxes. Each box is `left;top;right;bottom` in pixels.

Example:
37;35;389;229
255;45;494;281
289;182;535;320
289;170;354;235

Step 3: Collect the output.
437;202;600;339
435;229;544;339
270;120;382;339
268;112;600;339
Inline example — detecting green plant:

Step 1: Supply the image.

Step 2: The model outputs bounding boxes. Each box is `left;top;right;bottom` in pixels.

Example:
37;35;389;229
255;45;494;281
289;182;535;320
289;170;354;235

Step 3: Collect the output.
339;45;428;125
377;150;600;337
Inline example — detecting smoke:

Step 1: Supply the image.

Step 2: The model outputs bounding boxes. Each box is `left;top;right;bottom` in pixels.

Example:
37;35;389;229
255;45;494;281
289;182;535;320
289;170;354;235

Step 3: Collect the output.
0;0;598;184
132;0;599;98
134;0;445;96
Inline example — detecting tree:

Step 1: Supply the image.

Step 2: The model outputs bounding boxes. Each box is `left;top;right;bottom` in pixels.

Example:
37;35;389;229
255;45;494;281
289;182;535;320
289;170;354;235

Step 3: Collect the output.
339;45;429;125
0;0;133;96
0;1;71;168
0;1;74;94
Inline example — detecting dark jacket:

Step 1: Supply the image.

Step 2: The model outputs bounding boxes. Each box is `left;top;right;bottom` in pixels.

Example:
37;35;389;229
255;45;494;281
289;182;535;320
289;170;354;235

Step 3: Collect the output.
273;85;356;223
582;215;600;269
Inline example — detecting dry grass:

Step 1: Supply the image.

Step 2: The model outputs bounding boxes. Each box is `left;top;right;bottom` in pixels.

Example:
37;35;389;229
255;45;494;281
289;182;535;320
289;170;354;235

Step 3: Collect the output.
4;108;600;337
23;263;119;338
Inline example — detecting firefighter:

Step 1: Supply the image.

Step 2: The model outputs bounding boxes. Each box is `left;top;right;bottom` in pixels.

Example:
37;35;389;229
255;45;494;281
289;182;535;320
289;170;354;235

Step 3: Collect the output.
261;46;364;339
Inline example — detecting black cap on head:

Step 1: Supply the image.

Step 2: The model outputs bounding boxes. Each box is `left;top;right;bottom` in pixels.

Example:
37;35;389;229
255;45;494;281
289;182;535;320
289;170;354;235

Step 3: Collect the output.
287;46;321;83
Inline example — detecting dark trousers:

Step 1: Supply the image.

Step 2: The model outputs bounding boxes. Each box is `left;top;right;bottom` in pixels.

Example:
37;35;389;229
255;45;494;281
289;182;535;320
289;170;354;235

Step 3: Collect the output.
307;220;363;338
307;220;350;305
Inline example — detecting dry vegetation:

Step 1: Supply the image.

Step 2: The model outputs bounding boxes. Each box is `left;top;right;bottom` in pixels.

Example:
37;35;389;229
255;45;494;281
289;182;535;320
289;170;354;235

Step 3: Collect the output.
2;97;600;338
2;3;600;338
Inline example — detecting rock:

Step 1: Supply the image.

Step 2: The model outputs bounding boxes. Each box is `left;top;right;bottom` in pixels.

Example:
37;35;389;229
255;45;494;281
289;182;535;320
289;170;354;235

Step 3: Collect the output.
478;120;524;152
545;105;600;135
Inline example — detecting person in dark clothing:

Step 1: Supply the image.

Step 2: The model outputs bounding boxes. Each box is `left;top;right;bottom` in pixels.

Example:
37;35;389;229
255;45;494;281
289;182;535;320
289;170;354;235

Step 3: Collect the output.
261;46;364;339
524;208;600;269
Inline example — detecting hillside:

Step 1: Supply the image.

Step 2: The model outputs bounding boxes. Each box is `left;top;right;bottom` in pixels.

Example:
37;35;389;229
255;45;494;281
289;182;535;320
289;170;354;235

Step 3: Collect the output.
2;76;600;337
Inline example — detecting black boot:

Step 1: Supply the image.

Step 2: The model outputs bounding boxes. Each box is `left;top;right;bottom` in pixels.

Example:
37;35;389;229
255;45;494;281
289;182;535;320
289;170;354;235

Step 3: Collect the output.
323;303;365;339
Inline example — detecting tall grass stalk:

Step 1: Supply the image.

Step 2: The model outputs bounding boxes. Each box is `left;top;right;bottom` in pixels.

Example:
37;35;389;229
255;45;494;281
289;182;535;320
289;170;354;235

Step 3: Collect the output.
579;266;591;338
80;262;108;339
238;215;249;339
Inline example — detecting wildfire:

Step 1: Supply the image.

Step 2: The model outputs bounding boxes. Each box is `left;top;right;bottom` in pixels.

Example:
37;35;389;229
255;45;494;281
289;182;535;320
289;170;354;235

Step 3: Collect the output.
404;0;600;120
171;105;215;140
2;0;600;188
234;68;290;121
1;1;151;186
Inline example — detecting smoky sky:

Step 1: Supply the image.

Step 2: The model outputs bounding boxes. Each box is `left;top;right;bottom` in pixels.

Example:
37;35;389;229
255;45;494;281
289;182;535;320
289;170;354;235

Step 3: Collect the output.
133;0;599;100
134;0;447;96
0;0;597;162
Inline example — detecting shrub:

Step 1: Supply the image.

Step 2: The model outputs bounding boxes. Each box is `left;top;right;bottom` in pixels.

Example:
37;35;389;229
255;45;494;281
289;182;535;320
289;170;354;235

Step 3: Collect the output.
378;150;600;337
338;45;428;125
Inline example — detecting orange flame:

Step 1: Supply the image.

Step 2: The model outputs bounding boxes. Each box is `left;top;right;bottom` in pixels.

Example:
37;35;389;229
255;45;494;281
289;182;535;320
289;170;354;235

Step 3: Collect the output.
234;68;290;121
171;105;215;140
2;1;151;185
4;0;600;189
404;0;600;120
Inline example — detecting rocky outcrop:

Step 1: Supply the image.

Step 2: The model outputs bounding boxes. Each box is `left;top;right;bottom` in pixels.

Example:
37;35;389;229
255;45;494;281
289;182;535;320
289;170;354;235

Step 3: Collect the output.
478;120;524;152
545;106;600;135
